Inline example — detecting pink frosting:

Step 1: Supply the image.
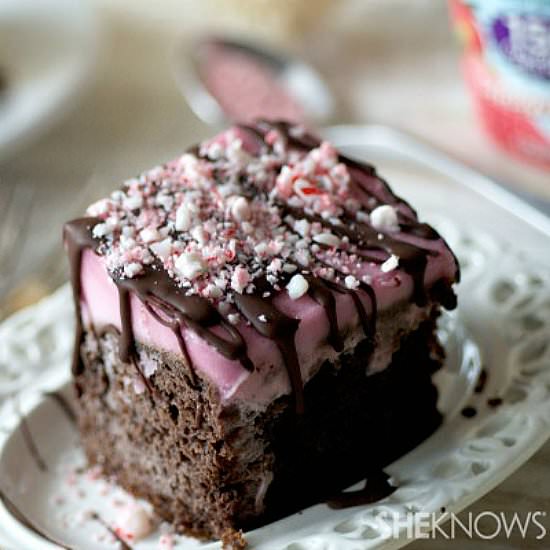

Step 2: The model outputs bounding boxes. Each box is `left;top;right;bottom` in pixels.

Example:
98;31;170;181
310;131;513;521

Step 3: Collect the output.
80;231;455;408
201;41;305;124
76;123;458;409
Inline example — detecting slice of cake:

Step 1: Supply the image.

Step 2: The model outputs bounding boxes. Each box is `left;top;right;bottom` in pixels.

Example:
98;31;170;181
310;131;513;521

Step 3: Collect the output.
64;120;459;545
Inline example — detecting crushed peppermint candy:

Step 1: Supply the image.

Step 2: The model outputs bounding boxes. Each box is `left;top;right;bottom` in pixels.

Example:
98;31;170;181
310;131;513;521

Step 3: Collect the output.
92;222;114;238
139;227;160;243
344;275;360;290
85;126;413;302
229;195;251;221
313;232;340;248
123;194;143;210
369;205;400;233
381;254;399;273
175;203;193;231
286;273;309;300
124;262;143;278
228;313;240;325
231;265;251;294
174;252;205;280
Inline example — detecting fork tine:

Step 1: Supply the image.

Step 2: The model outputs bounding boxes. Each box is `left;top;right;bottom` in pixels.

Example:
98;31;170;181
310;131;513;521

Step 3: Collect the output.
0;183;36;254
37;175;103;285
0;183;37;292
1;175;107;315
0;183;16;234
3;175;101;296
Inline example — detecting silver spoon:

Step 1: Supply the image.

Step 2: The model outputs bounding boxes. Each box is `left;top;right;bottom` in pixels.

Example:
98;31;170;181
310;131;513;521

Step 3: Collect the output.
172;35;335;127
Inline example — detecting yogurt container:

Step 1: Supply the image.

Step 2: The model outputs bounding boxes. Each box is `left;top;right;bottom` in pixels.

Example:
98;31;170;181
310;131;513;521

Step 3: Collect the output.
450;0;550;170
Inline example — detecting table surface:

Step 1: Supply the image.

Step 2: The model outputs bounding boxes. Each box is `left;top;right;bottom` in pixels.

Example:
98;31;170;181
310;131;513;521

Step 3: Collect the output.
0;2;548;548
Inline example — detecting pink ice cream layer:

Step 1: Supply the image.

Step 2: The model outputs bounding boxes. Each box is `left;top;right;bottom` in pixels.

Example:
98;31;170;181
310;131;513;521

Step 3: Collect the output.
79;233;456;410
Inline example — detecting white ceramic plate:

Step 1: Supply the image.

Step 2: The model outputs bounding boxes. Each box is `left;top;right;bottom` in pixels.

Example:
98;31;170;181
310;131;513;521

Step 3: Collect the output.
1;126;549;549
0;0;98;161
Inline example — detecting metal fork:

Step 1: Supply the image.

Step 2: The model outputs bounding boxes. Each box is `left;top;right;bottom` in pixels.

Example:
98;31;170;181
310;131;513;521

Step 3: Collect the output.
0;176;102;319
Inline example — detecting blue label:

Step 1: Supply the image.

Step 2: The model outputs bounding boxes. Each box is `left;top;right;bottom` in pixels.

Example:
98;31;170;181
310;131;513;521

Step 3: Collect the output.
492;13;550;80
468;0;550;94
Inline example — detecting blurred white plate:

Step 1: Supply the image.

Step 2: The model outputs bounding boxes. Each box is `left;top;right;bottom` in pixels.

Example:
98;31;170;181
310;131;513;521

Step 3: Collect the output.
0;127;549;549
0;0;98;161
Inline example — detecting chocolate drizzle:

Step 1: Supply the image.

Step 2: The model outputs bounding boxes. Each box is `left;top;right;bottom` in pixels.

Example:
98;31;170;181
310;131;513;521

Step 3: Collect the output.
323;276;376;339
64;120;458;415
277;209;380;371
116;285;156;394
116;266;253;374
306;277;343;352
233;291;304;413
118;286;134;364
283;203;435;307
63;217;99;376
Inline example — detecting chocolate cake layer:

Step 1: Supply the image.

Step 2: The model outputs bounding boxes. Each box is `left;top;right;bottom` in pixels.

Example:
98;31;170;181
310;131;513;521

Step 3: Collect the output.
75;302;443;541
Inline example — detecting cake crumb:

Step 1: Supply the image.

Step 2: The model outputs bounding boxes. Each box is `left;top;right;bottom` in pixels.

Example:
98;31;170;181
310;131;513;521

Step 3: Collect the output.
158;533;175;549
221;528;247;549
114;501;155;542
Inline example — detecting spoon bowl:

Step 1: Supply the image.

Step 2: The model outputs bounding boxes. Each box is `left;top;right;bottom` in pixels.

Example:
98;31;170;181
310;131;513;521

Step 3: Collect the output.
172;35;334;126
